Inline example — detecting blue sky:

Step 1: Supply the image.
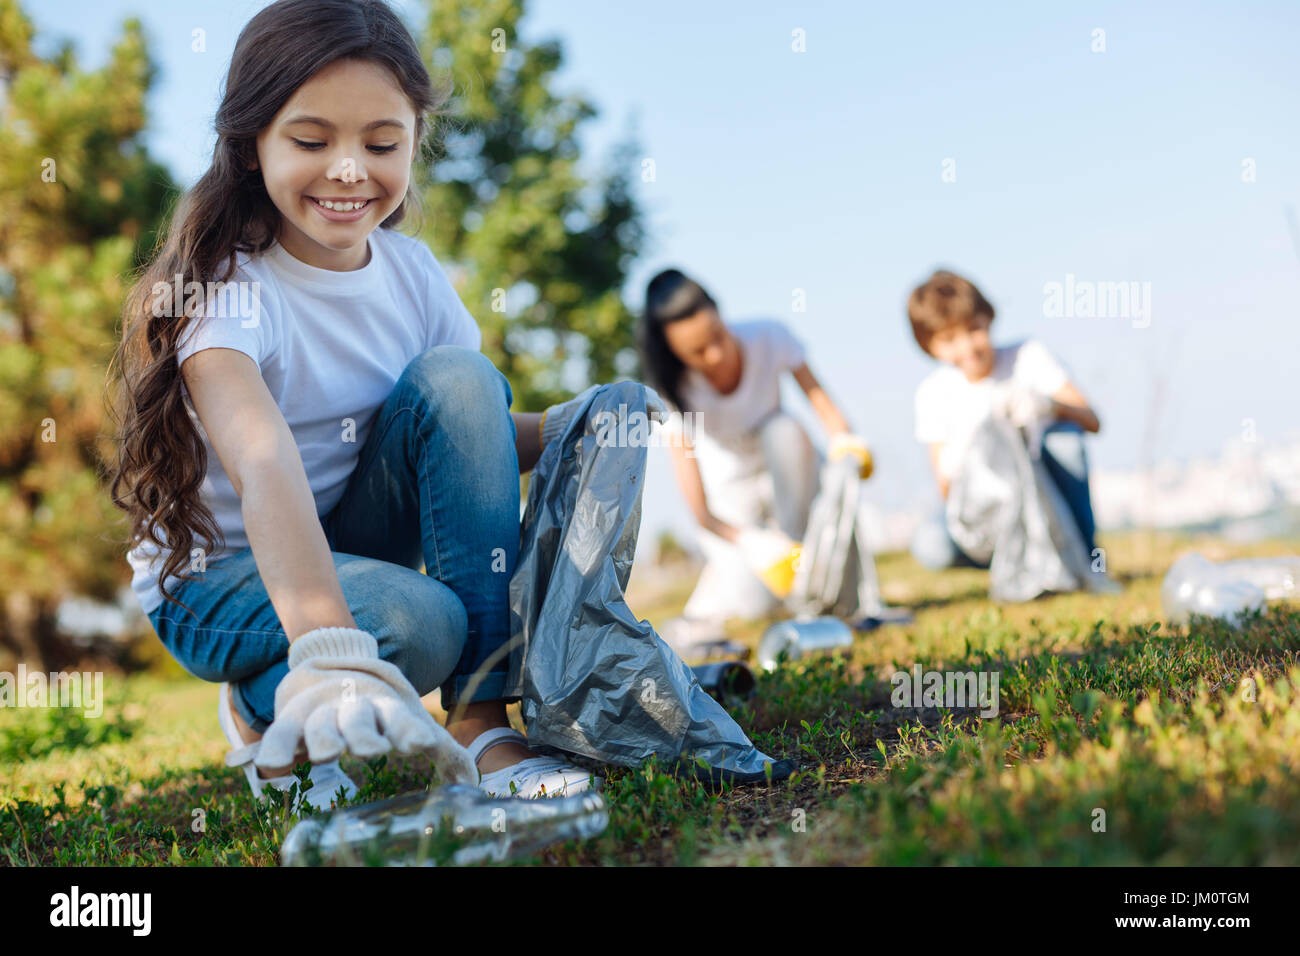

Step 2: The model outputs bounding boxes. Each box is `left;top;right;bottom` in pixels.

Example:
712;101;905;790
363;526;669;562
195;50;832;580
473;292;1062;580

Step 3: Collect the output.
29;0;1300;543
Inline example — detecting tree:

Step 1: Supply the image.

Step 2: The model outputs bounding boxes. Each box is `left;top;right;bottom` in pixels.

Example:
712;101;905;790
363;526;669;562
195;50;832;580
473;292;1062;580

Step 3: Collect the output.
413;0;646;413
0;0;175;668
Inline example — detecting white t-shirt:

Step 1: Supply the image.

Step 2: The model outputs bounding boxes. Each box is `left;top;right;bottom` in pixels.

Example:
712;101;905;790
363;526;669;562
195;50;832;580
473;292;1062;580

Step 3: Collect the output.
664;319;807;494
127;226;481;615
914;339;1070;481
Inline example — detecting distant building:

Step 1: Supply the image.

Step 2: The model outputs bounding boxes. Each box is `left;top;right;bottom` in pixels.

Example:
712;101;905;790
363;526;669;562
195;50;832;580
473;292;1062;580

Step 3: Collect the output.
1092;436;1300;537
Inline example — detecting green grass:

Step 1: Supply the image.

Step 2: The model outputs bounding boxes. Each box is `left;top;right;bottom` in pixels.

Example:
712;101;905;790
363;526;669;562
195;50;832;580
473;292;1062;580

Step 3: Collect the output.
3;530;1299;866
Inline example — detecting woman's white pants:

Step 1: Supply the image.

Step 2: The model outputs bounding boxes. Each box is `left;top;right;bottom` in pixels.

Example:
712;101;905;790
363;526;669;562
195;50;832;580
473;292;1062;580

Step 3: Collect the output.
681;412;821;622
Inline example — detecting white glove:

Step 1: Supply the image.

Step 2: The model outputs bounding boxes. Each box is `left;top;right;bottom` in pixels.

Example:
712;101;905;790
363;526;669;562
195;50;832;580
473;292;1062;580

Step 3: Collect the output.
256;627;478;785
736;527;803;599
540;383;670;449
991;382;1053;428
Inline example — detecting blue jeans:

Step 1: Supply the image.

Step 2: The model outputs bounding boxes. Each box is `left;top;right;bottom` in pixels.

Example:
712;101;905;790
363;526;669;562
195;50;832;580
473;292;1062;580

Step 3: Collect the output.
147;346;521;733
910;421;1098;571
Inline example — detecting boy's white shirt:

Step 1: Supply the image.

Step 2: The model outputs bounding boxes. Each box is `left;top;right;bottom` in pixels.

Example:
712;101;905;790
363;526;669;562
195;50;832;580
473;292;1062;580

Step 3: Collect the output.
127;226;481;615
914;339;1069;481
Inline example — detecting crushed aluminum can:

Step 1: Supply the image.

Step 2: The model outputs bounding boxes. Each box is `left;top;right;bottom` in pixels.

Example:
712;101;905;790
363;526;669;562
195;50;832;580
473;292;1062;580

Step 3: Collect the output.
756;616;854;672
690;661;756;703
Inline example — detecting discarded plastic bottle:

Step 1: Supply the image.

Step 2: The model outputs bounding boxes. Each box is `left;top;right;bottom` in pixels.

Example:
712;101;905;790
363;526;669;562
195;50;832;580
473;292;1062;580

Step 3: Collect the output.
1160;552;1300;625
280;783;608;867
756;616;854;672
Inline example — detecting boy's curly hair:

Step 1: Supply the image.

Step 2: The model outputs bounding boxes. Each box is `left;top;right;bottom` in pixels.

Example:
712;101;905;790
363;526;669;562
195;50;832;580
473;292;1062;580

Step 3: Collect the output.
907;269;995;355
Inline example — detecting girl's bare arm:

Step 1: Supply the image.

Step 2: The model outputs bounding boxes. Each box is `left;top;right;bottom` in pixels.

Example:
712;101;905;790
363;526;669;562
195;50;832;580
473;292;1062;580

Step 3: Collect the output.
181;347;357;642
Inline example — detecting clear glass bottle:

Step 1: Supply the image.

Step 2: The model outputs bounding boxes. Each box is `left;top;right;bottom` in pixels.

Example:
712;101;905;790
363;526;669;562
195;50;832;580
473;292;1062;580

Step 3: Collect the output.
280;783;608;867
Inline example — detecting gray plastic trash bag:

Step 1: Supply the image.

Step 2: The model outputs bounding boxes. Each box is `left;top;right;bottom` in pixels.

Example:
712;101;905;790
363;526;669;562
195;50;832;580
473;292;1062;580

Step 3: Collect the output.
505;381;778;778
788;455;886;622
945;416;1098;602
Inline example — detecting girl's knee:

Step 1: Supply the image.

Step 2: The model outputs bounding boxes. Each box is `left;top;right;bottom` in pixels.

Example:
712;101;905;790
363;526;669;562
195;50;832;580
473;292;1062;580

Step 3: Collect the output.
352;576;469;696
402;346;511;411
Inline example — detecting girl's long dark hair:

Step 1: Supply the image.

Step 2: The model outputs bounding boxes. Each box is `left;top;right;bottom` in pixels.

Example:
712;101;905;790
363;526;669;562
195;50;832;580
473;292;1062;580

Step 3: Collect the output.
639;268;717;413
106;0;450;614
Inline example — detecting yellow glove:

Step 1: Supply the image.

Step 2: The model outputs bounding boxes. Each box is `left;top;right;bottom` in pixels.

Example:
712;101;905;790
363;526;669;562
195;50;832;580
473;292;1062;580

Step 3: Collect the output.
737;528;804;599
829;432;874;480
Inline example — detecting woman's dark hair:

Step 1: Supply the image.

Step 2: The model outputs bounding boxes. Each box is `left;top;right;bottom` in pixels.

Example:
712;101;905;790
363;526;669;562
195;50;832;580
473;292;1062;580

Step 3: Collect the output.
639;268;718;413
106;0;450;614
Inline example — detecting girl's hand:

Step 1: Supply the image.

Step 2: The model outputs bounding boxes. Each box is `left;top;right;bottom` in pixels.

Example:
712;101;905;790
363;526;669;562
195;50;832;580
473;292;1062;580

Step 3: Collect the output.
255;627;478;785
828;432;874;479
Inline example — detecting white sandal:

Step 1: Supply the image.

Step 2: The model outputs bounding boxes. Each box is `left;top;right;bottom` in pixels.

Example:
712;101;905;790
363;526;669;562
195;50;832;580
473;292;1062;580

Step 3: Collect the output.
218;682;358;810
468;726;598;799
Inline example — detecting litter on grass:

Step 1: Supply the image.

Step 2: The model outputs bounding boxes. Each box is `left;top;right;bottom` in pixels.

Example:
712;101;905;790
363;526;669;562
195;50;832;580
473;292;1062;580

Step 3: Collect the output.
281;784;607;867
1161;552;1300;625
756;616;855;672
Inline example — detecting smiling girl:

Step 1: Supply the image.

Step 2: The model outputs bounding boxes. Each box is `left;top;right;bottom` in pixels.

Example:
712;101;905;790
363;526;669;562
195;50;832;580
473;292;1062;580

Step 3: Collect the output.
108;0;601;806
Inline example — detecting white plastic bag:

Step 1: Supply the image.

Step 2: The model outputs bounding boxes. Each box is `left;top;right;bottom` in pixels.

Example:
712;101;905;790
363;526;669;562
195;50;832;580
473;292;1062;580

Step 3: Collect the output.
1161;552;1299;625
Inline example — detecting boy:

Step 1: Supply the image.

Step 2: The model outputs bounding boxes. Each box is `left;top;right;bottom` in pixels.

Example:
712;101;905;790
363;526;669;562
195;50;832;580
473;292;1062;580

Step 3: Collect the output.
906;269;1103;571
